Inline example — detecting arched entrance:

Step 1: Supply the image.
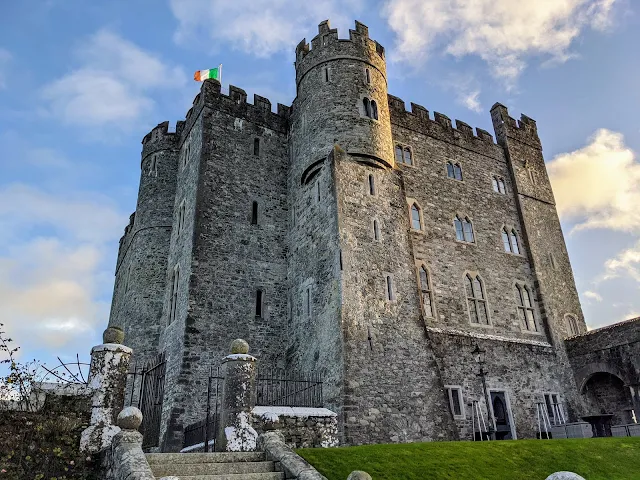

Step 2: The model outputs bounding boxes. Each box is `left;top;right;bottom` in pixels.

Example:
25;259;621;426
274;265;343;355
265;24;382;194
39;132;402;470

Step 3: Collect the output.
581;372;635;425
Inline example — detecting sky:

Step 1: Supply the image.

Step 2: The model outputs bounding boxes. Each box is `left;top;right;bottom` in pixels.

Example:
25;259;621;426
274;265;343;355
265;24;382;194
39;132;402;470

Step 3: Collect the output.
0;0;639;370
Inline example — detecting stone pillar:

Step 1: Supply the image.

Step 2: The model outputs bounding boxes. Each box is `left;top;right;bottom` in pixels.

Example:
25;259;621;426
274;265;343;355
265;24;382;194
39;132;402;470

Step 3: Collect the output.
629;384;640;422
80;326;132;453
216;339;258;452
110;407;155;480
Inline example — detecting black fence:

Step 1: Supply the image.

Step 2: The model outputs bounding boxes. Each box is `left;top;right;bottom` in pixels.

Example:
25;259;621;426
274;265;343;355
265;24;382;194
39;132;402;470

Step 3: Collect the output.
256;368;323;408
182;366;224;452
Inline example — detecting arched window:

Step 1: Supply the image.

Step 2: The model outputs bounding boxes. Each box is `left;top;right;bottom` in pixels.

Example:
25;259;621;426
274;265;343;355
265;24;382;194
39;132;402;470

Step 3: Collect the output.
419;266;434;317
502;228;511;252
466;274;489;325
368;174;375;195
455;216;474;242
411;204;422;230
255;289;264;318
363;98;371;118
177;200;186;233
493;176;506;193
566;314;579;336
253;138;260;156
498;178;506;194
454;163;463;181
395;145;403;163
365;68;371;84
251;201;258;225
516;284;537;332
403;147;412;166
492;177;499;192
373;219;380;241
386;275;395;301
371;100;378;120
447;162;455;179
510;230;520;254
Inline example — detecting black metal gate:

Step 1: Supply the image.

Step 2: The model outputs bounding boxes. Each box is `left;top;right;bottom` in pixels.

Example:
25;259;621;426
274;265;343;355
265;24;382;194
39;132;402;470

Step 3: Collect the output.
127;352;166;449
183;366;223;452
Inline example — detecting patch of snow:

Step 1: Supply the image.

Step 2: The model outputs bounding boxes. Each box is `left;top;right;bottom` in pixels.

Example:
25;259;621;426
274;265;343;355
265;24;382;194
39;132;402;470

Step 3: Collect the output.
261;412;280;423
225;353;257;361
224;411;258;452
252;406;337;418
180;439;215;453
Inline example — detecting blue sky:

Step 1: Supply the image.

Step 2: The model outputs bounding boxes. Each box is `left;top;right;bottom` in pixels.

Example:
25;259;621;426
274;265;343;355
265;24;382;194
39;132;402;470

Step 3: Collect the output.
0;0;639;369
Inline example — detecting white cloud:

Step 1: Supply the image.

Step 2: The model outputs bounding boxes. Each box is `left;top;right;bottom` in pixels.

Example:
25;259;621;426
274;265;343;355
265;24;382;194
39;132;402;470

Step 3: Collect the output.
0;48;11;89
583;290;603;302
42;30;186;128
169;0;363;57
547;129;640;233
0;183;127;358
384;0;617;85
603;240;640;283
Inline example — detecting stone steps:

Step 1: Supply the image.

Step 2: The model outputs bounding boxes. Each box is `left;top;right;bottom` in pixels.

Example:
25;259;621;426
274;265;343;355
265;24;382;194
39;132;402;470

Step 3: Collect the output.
145;452;283;480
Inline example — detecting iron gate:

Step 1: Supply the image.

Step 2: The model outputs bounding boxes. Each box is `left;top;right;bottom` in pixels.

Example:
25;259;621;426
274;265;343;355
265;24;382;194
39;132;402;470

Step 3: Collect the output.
183;366;223;452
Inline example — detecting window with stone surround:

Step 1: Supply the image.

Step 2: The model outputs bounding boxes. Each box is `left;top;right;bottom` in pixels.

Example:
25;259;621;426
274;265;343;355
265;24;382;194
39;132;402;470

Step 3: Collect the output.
502;227;520;254
305;287;311;317
419;265;434;318
395;144;414;166
515;284;537;332
251;201;259;225
395;144;403;164
182;143;190;169
447;162;463;181
253;138;260;156
368;174;376;195
168;264;180;324
445;386;465;419
123;264;132;294
323;66;330;82
148;155;158;177
373;219;381;241
365;68;371;84
371;99;378;120
566;314;579;336
454;216;474;243
410;203;422;231
492;176;506;193
466;274;489;325
177;199;186;233
255;289;264;318
385;275;396;302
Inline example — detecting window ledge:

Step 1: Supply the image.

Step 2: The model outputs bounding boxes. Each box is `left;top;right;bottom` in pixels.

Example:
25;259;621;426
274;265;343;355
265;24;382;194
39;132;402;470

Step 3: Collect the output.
456;240;476;246
397;162;415;168
446;177;464;183
410;228;425;235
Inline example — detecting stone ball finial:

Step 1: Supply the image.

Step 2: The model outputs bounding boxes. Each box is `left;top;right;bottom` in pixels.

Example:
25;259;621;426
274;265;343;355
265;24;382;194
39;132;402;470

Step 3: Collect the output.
347;472;372;480
230;338;250;354
103;326;125;344
545;473;586;480
117;406;143;430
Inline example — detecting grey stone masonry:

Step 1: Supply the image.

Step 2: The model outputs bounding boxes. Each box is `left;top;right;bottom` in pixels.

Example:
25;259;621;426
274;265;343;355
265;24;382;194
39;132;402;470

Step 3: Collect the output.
105;19;625;449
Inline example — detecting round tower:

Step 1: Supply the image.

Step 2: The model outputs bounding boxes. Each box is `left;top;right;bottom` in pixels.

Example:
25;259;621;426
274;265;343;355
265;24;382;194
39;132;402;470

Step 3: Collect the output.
291;20;393;178
108;121;179;366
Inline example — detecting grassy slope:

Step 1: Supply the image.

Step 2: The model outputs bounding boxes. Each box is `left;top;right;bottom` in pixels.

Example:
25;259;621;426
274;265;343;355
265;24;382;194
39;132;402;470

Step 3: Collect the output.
298;438;640;480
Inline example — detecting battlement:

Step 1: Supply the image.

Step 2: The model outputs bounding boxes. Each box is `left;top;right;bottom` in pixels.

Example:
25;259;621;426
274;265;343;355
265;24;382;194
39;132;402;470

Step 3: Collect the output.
388;94;496;145
142;121;178;145
295;20;386;84
183;79;290;135
490;103;540;148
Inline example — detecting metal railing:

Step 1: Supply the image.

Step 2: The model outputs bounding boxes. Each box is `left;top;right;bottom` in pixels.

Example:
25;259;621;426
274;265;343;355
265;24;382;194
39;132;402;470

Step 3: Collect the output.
256;368;323;408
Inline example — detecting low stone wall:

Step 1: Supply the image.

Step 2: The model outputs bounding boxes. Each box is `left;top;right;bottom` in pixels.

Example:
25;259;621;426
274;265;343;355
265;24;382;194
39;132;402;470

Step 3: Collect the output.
258;431;327;480
252;406;339;449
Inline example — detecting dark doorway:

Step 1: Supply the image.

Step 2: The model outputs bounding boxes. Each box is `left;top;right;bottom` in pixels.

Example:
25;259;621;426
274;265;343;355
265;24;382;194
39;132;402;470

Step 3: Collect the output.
491;391;513;440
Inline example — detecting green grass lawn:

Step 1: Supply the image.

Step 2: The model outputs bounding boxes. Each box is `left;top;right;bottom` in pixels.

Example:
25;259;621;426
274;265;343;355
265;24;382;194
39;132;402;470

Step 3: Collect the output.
297;437;640;480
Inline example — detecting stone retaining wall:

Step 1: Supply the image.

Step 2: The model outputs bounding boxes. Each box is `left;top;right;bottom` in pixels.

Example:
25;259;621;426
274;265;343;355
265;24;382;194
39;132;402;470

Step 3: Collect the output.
252;406;339;449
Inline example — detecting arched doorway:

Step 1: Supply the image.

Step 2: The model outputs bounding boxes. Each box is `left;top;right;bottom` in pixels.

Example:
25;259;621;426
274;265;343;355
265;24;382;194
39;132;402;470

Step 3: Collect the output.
582;372;634;425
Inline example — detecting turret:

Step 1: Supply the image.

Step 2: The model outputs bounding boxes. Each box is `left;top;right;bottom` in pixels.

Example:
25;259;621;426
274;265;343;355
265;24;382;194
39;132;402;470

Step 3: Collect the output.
108;121;179;366
291;20;393;177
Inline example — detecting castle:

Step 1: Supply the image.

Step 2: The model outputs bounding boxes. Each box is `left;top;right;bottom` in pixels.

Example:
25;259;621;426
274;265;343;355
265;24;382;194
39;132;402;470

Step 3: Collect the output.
108;20;640;451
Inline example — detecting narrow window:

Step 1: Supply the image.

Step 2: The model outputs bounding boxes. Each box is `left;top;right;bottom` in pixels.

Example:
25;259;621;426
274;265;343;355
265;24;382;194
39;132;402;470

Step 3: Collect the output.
447;387;464;418
169;265;180;324
454;163;463;181
403;147;412;166
251;201;258;225
124;264;132;294
255;289;263;318
148;155;158;177
371;100;378;120
368;174;375;195
510;230;520;254
528;169;536;185
411;204;421;230
516;285;537;331
306;287;311;317
395;145;403;164
386;275;394;301
363;98;371;118
447;162;455;178
419;266;434;317
178;200;186;233
373;219;380;241
502;228;511;252
324;67;329;82
454;216;464;241
492;177;499;192
365;68;371;84
339;250;343;271
316;181;321;202
462;218;474;242
466;274;488;325
566;315;579;336
498;179;506;194
549;252;557;269
182;144;190;168
253;138;260;156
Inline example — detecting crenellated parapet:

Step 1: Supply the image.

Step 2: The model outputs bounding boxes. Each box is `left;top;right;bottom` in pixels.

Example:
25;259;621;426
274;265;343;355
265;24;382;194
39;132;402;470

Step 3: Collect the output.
490;103;541;150
141;121;179;162
295;20;386;88
182;79;290;139
388;94;500;158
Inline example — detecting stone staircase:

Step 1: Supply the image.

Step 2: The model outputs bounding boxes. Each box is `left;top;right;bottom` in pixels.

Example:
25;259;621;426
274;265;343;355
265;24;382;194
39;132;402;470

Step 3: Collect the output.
145;452;284;480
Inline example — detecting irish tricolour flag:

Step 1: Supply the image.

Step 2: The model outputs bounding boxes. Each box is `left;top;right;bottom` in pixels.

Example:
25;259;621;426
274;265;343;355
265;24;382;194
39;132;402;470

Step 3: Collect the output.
194;65;222;82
